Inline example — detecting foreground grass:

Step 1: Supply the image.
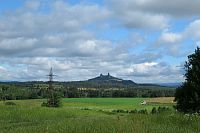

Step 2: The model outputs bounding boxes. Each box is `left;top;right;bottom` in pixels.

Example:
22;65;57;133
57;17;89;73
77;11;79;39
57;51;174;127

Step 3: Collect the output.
0;98;199;133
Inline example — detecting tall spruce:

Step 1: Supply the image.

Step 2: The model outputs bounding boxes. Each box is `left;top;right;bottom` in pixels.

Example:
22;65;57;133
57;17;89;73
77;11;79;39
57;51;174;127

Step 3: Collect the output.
175;47;200;113
42;68;61;107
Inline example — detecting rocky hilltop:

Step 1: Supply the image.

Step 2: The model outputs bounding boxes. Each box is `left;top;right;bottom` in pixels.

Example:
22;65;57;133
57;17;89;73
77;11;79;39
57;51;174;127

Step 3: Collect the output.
88;73;137;86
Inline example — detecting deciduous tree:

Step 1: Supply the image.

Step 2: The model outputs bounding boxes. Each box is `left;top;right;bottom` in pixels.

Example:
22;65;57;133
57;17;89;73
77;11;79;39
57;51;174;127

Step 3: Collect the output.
175;47;200;113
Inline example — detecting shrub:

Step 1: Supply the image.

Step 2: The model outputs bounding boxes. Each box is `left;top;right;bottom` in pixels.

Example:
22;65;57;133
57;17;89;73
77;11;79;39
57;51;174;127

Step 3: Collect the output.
41;102;47;107
157;106;169;113
138;109;148;114
4;101;16;106
81;108;91;110
129;109;138;113
112;109;128;113
151;107;157;114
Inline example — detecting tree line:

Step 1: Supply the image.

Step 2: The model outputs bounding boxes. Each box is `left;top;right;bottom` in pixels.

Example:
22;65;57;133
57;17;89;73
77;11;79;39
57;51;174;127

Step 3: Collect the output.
0;82;175;100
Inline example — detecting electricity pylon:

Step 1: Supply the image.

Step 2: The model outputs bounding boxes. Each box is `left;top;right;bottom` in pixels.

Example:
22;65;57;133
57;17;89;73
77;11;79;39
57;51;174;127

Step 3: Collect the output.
47;67;55;90
46;67;56;106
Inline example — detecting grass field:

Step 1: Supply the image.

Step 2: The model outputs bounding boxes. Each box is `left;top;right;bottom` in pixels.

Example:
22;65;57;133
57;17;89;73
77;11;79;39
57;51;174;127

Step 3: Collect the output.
0;98;199;133
63;97;174;111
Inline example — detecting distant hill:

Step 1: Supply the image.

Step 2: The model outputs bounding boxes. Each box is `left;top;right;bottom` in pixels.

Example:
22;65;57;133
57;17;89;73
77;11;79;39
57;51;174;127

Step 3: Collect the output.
0;74;175;90
88;73;137;86
156;82;182;87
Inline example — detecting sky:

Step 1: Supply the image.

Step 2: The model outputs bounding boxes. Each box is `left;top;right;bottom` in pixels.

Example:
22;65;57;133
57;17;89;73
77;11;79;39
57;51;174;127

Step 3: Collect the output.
0;0;200;83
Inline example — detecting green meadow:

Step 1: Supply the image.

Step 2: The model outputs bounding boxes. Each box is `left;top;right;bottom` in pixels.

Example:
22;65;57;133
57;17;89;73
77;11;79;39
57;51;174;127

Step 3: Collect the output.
0;98;199;133
63;97;173;111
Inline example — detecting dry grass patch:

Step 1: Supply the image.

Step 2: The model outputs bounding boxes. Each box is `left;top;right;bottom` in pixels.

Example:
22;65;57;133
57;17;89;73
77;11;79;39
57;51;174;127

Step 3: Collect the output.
146;97;175;104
